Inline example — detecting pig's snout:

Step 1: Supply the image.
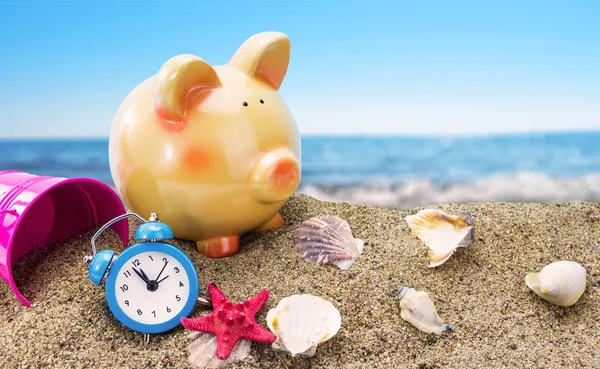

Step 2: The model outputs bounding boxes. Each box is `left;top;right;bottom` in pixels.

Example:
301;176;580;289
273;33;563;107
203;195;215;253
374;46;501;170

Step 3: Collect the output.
250;148;301;203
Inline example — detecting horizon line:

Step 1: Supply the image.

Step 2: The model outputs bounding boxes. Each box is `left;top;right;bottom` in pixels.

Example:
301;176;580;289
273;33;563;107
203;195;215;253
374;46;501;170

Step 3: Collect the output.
1;128;600;141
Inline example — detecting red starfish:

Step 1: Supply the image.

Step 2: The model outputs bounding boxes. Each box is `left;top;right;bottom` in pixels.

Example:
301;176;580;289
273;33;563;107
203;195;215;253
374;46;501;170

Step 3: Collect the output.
180;283;276;360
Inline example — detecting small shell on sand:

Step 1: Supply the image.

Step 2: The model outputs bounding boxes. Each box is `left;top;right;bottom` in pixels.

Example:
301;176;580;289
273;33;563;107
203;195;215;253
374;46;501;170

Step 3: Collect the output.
525;260;587;307
405;209;473;267
187;333;251;368
293;215;364;270
397;286;453;335
266;294;342;357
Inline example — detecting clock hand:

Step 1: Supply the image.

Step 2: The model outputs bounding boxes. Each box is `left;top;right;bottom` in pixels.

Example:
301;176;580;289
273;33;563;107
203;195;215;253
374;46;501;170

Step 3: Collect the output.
132;267;150;284
157;275;169;284
155;260;168;282
139;268;151;283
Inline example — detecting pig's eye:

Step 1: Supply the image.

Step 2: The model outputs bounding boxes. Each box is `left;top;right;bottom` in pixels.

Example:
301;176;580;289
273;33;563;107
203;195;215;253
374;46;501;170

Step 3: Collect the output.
242;101;248;107
259;99;264;104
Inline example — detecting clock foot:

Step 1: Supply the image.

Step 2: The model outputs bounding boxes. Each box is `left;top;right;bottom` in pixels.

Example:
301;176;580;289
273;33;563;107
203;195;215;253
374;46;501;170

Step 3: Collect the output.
254;212;285;232
196;236;239;258
144;334;150;344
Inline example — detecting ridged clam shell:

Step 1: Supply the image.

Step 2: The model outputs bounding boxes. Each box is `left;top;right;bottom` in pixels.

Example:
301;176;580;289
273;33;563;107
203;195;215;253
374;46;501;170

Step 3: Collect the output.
525;260;587;307
293;215;364;270
266;294;341;357
396;286;452;335
405;209;473;267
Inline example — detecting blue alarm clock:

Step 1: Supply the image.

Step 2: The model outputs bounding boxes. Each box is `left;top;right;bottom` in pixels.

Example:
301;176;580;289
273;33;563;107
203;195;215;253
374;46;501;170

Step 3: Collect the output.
84;212;201;339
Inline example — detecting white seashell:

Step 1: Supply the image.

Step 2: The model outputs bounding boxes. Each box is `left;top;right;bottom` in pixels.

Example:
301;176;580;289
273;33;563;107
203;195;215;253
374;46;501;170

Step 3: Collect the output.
396;286;452;335
525;260;587;307
266;294;341;357
405;209;473;267
187;333;251;368
293;215;364;270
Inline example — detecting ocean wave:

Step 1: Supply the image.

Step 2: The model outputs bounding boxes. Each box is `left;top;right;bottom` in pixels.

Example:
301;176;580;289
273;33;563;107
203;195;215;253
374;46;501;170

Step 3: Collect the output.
298;172;600;208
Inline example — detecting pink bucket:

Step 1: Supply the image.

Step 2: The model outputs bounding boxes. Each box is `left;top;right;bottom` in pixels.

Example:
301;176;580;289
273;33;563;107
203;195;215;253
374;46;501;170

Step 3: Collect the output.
0;170;129;307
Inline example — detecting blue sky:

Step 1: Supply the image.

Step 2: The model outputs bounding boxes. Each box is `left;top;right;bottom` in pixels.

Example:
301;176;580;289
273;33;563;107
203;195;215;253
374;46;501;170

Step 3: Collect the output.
0;0;598;137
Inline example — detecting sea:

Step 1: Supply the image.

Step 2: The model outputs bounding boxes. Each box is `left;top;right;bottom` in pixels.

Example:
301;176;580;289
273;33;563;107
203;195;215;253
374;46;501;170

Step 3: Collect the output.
1;131;600;209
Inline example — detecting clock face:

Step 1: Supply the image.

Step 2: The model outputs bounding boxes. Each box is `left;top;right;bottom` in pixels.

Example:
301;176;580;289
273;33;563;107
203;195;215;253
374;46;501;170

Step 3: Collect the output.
112;250;191;325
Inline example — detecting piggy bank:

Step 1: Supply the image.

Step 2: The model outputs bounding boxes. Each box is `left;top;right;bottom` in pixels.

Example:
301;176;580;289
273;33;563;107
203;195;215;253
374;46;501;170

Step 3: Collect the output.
109;32;301;258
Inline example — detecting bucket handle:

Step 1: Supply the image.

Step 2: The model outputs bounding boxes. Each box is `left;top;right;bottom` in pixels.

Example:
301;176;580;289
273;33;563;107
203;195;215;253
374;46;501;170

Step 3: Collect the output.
0;209;18;217
90;212;147;255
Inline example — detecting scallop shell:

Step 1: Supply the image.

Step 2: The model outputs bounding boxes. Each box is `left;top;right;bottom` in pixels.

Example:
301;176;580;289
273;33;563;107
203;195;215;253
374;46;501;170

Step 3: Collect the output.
266;294;341;357
405;209;473;267
396;286;452;335
293;215;364;270
525;260;587;307
186;332;251;368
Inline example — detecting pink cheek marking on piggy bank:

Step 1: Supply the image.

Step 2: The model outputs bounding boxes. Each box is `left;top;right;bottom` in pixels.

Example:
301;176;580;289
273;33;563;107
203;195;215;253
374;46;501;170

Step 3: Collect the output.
183;147;213;171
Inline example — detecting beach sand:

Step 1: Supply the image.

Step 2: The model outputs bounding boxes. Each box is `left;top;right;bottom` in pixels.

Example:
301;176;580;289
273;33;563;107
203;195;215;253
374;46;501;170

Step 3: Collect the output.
1;194;599;368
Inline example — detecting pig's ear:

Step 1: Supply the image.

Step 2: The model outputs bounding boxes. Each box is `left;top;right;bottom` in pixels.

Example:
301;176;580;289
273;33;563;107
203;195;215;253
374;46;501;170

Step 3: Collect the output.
228;32;290;90
153;54;221;120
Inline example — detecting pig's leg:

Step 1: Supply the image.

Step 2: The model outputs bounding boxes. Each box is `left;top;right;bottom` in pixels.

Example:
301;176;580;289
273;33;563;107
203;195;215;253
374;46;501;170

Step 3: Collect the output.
196;236;239;258
254;212;285;232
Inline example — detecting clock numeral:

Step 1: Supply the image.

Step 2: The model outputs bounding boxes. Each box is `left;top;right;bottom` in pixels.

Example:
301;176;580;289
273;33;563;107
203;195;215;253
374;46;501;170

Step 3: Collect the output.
179;281;184;287
148;255;154;261
152;311;156;317
123;270;131;278
120;284;129;292
124;300;129;306
162;257;168;263
132;259;140;267
137;309;143;316
174;267;180;273
176;295;181;302
167;306;171;313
